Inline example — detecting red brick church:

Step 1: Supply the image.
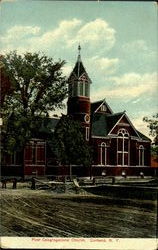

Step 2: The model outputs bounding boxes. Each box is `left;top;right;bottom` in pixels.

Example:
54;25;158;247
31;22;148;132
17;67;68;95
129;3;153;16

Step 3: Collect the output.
2;47;154;178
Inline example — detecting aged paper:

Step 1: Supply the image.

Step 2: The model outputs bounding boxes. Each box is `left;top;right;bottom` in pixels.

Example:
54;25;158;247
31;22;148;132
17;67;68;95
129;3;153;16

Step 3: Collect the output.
1;0;157;249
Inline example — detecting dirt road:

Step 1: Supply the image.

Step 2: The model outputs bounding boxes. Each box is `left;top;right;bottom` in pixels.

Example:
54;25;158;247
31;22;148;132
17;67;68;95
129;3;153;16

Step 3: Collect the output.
1;185;157;238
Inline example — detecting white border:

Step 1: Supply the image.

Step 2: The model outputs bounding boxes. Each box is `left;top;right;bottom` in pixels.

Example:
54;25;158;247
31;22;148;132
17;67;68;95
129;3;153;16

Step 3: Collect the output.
1;237;157;250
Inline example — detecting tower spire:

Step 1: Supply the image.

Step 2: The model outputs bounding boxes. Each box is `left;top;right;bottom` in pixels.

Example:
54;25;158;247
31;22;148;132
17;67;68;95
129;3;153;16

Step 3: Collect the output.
78;44;81;56
77;44;81;62
77;44;81;77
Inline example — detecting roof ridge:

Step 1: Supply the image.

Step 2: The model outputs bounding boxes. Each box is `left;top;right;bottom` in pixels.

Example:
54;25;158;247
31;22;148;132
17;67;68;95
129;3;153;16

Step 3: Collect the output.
91;99;105;104
107;111;124;116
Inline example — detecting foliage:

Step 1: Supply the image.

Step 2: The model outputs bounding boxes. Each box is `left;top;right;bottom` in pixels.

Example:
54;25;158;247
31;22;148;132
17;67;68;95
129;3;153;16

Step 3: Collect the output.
143;113;158;145
1;51;67;153
143;113;158;157
51;115;92;167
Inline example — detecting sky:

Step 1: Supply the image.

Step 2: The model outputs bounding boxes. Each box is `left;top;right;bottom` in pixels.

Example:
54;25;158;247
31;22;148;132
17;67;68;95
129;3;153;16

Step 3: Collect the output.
0;0;157;138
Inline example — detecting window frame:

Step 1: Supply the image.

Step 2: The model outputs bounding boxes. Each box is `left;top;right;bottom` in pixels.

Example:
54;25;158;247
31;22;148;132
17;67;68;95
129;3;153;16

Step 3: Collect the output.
117;128;130;166
100;142;107;166
139;145;144;166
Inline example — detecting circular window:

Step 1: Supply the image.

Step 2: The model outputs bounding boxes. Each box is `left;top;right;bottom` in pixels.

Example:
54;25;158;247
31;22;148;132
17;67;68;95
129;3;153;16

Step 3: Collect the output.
84;114;90;123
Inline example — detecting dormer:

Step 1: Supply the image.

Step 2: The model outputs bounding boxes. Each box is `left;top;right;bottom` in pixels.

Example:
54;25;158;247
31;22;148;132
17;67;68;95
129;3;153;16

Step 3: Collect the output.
91;99;113;115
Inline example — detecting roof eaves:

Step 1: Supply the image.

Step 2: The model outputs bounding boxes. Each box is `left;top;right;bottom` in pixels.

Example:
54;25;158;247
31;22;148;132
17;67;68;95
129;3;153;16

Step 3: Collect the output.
124;113;142;139
136;130;151;141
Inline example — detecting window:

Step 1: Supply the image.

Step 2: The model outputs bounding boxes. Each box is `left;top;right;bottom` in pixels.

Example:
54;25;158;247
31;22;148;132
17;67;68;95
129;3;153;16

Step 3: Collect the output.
139;145;144;166
24;141;46;165
101;104;106;112
80;82;84;96
100;142;107;165
32;144;36;164
85;83;90;97
86;127;89;141
117;128;129;166
72;82;78;96
70;81;89;97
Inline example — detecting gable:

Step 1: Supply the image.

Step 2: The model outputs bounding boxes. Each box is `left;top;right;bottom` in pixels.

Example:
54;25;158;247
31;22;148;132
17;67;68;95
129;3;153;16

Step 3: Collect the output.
79;72;91;83
91;99;113;115
108;113;141;138
67;72;77;83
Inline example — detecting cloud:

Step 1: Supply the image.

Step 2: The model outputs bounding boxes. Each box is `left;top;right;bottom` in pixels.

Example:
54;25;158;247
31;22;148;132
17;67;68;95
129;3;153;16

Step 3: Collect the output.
132;98;141;104
87;56;119;76
123;40;148;52
108;72;157;87
0;25;41;54
91;72;157;101
0;18;116;57
132;116;152;139
62;64;73;76
67;19;116;53
1;25;40;43
121;39;157;71
29;18;82;50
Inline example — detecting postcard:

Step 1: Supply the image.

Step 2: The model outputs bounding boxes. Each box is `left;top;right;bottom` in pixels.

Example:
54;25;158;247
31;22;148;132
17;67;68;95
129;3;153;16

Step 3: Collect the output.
0;0;157;249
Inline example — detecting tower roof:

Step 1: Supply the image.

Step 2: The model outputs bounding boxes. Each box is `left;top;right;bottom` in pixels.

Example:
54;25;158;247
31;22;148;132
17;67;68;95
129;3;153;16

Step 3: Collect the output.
68;45;92;83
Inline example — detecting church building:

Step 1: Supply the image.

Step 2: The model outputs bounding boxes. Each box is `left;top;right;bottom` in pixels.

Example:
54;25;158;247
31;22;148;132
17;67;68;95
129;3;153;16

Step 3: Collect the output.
66;46;151;177
2;47;153;178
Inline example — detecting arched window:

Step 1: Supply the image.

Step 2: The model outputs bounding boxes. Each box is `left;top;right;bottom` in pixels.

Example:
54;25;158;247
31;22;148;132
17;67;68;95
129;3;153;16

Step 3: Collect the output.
100;142;107;165
117;129;129;166
72;81;78;96
139;145;144;166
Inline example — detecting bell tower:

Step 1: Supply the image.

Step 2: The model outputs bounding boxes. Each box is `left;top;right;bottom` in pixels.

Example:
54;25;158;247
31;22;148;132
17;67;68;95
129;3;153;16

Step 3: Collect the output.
67;45;91;141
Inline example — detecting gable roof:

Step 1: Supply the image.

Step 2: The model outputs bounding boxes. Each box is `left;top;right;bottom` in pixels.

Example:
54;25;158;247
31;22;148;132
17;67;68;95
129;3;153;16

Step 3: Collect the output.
92;111;150;141
91;99;113;115
30;117;60;139
91;112;123;137
39;117;60;134
136;130;151;141
91;100;104;114
91;113;109;137
107;112;124;133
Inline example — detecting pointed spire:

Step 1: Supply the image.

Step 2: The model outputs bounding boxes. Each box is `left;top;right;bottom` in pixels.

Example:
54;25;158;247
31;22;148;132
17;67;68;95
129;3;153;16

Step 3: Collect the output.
77;44;81;77
68;45;91;84
78;44;81;56
77;44;81;62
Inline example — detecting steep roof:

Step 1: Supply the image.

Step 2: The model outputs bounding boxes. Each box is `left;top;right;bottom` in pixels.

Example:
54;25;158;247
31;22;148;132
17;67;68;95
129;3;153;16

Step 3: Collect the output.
136;130;151;141
68;46;91;83
91;111;151;141
107;112;124;132
91;112;123;137
39;117;60;134
91;99;113;115
73;59;86;78
91;100;104;114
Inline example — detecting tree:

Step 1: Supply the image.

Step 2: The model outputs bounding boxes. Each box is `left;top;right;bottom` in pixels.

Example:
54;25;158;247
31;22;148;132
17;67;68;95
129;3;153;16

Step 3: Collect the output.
1;51;67;154
143;114;158;157
143;114;158;144
51;115;92;169
0;57;14;105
